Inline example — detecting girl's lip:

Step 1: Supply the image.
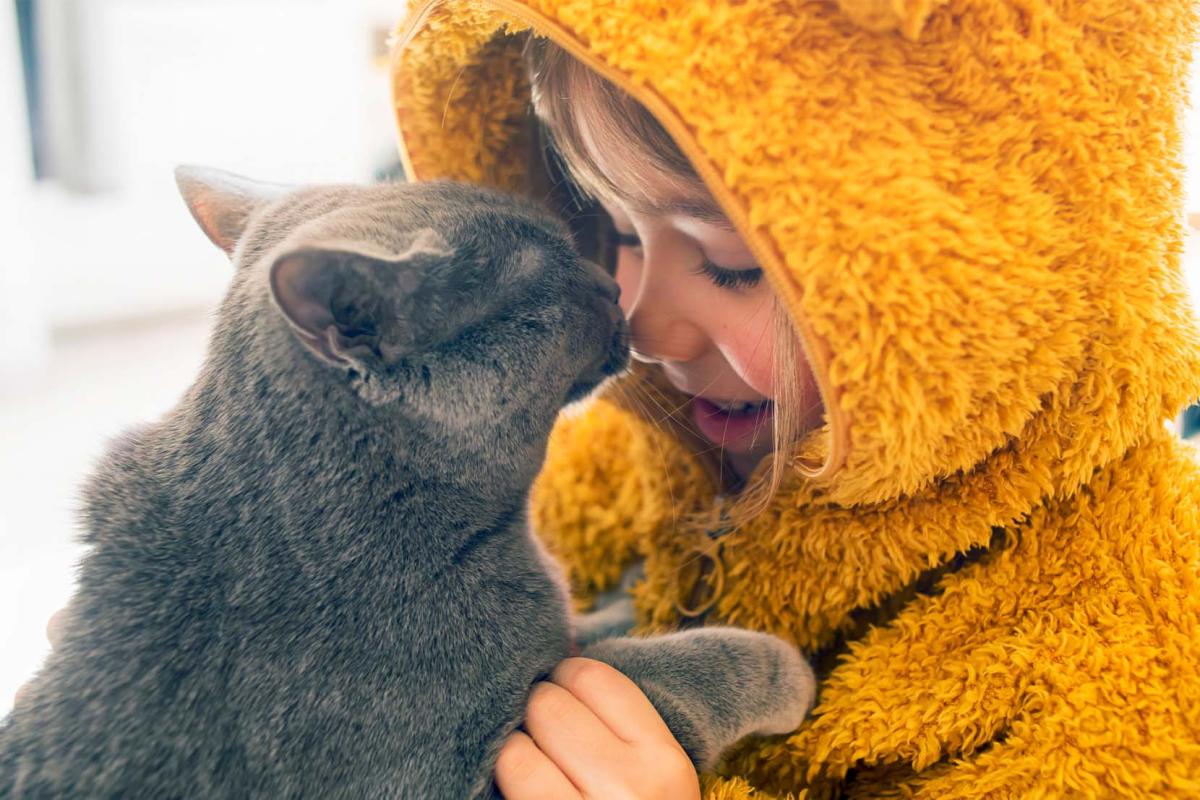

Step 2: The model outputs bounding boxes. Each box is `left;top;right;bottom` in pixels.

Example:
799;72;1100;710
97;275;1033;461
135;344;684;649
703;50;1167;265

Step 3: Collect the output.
690;396;774;451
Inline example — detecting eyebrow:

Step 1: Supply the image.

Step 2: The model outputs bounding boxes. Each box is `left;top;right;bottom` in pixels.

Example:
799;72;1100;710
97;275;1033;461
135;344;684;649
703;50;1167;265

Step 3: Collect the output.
616;194;737;231
654;199;738;230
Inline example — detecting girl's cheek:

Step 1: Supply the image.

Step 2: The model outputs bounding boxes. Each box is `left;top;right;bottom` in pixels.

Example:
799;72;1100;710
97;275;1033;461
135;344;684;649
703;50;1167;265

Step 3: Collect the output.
721;305;777;397
734;336;776;398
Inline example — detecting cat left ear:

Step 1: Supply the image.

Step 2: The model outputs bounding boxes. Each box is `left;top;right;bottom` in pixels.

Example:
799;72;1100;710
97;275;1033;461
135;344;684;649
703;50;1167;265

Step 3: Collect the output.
269;230;451;370
175;165;292;256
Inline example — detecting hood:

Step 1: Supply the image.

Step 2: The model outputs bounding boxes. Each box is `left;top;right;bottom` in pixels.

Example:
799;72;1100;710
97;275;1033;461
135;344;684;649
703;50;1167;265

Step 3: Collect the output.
391;0;1200;508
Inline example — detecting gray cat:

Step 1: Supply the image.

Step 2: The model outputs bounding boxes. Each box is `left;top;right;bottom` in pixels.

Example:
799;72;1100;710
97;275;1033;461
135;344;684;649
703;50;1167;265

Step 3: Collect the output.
0;168;815;798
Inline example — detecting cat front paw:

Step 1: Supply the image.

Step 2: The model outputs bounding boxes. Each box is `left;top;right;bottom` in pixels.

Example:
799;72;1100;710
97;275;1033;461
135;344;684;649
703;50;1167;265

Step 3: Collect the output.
745;631;816;737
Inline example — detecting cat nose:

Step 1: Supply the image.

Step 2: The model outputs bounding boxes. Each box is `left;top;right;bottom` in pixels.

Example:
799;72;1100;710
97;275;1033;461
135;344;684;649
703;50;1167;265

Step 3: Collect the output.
602;280;621;306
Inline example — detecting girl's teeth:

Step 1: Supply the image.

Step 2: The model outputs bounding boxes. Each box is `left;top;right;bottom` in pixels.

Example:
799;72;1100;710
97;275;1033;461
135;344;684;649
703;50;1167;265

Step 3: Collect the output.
717;400;762;413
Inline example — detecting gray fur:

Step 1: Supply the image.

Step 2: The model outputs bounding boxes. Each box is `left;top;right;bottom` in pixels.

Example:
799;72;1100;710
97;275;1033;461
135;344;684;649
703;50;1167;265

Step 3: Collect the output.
0;168;814;798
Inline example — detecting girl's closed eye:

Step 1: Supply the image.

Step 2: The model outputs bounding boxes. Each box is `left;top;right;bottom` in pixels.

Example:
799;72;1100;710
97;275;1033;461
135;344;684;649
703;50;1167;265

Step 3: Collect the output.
695;260;763;290
613;231;641;249
611;230;763;291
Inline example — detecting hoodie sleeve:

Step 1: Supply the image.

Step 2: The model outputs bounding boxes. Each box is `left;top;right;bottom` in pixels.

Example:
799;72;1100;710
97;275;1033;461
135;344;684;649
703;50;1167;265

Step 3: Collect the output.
528;398;677;606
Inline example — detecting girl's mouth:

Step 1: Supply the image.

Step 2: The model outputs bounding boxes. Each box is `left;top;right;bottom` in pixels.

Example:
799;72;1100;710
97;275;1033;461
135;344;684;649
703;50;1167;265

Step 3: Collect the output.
690;396;774;451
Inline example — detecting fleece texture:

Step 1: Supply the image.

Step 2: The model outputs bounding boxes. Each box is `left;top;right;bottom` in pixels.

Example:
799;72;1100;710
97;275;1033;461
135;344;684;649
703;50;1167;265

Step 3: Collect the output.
390;1;1200;796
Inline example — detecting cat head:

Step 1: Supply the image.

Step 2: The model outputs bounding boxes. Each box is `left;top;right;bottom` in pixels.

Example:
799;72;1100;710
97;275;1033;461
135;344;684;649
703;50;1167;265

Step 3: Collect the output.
176;166;628;439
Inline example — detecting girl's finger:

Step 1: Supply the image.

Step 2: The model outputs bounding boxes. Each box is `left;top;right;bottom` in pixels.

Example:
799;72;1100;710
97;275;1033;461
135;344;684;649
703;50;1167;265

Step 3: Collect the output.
494;730;582;800
521;680;626;790
551;657;676;747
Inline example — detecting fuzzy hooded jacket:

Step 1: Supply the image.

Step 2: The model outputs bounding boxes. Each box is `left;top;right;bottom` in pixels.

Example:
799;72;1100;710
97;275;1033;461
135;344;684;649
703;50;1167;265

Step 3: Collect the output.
389;1;1200;796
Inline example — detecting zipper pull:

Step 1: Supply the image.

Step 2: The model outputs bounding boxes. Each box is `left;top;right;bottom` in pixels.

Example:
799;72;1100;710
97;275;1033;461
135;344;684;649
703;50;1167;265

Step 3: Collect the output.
674;496;731;619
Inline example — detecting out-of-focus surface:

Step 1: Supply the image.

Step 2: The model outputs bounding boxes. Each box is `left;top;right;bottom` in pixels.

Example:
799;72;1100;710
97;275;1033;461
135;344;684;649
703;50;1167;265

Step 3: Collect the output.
2;1;1200;717
3;0;399;343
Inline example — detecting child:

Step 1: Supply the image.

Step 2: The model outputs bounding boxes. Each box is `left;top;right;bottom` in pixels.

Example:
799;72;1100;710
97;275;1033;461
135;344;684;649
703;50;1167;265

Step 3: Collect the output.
393;1;1200;797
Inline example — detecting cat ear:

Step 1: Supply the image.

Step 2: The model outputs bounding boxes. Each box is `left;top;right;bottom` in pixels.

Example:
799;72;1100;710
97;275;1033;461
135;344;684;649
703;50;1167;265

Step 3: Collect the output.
269;230;451;369
175;165;292;256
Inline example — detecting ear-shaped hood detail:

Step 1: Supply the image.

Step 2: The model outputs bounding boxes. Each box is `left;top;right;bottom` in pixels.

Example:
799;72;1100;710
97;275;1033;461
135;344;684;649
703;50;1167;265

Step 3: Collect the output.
390;0;1200;508
835;0;945;39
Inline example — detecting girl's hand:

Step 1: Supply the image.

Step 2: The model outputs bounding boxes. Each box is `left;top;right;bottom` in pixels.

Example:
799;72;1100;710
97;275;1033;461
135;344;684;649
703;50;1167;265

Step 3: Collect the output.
495;657;700;800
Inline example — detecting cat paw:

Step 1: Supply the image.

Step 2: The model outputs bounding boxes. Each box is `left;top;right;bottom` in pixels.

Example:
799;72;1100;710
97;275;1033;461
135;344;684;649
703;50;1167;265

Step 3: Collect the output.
747;632;816;736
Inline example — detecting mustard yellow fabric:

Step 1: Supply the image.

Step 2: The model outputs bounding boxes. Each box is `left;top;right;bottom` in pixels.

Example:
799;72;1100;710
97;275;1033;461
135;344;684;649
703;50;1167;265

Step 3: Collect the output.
390;1;1200;796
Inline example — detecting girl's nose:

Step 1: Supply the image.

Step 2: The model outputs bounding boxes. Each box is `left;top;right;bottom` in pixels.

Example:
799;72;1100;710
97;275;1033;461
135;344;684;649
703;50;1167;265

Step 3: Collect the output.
627;310;708;365
617;230;710;365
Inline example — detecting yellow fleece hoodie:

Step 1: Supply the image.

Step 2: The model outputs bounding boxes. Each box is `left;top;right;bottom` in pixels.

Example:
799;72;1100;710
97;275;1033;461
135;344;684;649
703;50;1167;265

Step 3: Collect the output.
390;1;1200;796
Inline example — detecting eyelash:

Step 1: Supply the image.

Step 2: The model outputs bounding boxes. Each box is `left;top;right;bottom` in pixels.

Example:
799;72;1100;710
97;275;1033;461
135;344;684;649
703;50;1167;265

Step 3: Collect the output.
612;232;763;291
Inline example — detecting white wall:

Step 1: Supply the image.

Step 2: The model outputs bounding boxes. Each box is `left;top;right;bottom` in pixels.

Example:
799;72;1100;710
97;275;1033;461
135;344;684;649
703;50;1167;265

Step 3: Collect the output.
0;2;49;375
79;0;383;188
25;0;403;330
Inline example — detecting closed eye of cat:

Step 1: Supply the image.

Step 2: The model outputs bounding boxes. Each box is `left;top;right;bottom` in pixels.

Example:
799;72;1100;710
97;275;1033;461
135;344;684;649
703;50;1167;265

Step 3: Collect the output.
518;317;551;333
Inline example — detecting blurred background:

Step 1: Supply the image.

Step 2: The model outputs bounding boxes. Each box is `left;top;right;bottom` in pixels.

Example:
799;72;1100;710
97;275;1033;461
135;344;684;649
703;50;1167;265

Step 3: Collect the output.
2;0;1200;715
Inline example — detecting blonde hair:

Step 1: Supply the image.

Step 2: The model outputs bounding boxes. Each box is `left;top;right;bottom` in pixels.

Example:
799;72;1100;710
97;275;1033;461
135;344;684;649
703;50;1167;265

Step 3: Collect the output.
524;35;809;525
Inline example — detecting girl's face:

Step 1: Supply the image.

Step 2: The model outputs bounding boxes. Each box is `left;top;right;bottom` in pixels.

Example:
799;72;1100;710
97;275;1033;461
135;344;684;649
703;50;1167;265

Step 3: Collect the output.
599;185;823;476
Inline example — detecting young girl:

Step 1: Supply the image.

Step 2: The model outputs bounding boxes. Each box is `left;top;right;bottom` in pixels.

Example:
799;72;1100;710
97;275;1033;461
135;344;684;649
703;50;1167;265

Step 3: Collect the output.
392;1;1200;797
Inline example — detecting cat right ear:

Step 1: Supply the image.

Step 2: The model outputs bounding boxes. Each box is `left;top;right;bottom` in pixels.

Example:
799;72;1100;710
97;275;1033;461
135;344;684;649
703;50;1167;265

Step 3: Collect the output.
269;230;451;371
175;165;291;256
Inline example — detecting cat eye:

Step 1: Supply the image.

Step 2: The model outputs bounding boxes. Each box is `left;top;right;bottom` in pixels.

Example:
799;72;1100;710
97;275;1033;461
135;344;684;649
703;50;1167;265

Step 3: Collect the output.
610;230;763;291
